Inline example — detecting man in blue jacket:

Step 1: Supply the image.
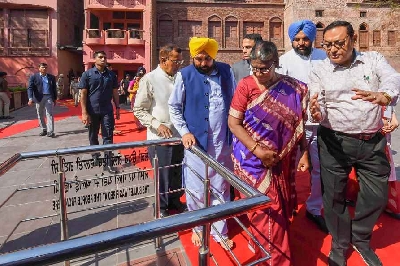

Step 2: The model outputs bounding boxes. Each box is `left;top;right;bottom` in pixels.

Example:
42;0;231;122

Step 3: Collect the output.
169;37;236;250
28;63;58;137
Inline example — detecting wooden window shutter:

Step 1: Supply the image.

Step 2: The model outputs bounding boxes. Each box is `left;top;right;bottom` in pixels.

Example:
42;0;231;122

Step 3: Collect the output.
388;31;396;46
373;30;381;46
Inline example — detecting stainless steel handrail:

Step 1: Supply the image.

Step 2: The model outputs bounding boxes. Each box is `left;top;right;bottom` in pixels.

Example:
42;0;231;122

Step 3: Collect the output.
189;145;261;198
0;139;271;266
0;195;270;266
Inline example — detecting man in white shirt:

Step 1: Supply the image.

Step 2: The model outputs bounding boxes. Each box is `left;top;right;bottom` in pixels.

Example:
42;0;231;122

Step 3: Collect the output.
134;44;186;218
309;20;400;266
277;20;328;234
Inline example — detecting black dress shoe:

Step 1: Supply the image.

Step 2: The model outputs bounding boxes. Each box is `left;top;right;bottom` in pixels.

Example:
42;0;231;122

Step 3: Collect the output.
160;209;169;218
328;249;347;266
47;132;55;138
352;245;382;266
39;130;47;136
306;210;329;234
168;201;188;213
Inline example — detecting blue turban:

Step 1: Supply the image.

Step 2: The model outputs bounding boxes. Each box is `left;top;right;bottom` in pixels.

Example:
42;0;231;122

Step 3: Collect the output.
288;20;317;42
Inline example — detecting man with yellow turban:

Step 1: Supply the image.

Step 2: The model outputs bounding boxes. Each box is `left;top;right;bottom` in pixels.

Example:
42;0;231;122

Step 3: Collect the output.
169;37;237;250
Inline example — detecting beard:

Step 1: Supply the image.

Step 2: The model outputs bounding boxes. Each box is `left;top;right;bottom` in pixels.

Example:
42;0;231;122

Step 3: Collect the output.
194;63;215;75
293;45;312;57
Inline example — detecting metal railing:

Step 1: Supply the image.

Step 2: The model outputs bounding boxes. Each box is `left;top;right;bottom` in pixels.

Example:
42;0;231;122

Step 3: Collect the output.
0;139;272;266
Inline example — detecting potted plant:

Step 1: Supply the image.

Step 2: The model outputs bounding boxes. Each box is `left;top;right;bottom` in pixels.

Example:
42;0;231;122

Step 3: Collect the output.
9;86;28;110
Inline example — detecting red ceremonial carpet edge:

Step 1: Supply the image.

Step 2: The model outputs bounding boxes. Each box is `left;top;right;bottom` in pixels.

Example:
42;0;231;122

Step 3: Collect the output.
1;99;399;266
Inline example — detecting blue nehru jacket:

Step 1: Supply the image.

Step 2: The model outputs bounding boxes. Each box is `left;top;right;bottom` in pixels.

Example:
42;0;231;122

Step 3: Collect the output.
79;67;118;115
181;62;233;151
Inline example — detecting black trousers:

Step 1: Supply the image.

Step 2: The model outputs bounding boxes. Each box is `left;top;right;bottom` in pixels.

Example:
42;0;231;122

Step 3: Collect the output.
89;112;114;146
148;144;184;210
318;126;389;251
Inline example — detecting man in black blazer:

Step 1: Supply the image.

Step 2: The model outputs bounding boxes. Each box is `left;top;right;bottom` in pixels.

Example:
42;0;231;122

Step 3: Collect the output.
231;34;263;83
28;63;58;137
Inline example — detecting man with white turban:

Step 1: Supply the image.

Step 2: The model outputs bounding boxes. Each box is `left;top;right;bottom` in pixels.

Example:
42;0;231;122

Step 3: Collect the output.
277;20;328;233
168;37;236;249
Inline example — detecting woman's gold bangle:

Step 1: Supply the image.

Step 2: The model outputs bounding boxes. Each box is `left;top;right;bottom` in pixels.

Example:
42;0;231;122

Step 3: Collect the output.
249;142;259;152
382;92;392;105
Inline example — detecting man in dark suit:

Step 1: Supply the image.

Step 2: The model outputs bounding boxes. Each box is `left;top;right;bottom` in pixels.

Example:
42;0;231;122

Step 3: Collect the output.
28;63;58;137
231;34;263;83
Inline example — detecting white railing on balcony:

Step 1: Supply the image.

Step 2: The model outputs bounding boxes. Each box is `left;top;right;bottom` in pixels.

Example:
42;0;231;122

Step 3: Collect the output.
86;29;102;39
105;29;127;39
128;29;144;40
84;29;145;46
87;0;145;7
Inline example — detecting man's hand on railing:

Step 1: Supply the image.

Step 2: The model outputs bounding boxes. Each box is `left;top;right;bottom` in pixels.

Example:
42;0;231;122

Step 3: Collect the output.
182;133;196;149
157;125;173;139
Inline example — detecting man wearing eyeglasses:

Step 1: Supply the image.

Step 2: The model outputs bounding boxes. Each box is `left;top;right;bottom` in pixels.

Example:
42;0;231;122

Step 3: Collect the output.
169;37;236;250
309;20;400;266
134;44;186;218
277;20;328;234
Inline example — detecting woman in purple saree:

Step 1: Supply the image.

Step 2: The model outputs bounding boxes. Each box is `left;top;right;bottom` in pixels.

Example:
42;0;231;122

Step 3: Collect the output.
228;41;309;265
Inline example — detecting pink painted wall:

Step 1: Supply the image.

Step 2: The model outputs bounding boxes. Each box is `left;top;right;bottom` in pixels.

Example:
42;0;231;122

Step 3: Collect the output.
0;1;58;86
0;0;84;93
82;0;152;79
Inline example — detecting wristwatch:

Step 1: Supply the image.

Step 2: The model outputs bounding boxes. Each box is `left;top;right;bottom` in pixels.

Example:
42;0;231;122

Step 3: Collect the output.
381;92;392;106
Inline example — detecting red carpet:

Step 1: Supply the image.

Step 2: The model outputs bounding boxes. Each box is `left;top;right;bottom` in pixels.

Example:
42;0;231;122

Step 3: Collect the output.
0;99;81;138
2;100;400;265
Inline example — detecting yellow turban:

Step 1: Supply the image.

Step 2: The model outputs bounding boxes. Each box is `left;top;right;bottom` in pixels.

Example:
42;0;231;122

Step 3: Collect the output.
189;37;219;59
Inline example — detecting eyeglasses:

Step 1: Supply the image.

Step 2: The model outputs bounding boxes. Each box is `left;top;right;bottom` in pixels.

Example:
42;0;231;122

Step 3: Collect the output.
251;63;275;74
168;59;184;65
321;35;349;50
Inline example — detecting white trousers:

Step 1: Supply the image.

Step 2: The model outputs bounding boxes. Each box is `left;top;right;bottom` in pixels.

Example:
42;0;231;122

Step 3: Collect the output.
305;125;323;215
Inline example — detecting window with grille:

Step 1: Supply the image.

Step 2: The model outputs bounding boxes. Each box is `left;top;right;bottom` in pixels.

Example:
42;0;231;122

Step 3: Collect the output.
360;12;367;17
243;22;263;35
225;20;239;48
8;9;49;56
388;30;396;46
315;10;324;17
112;11;142;20
373;30;381;46
178;21;202;37
208;21;222;43
158;16;173;46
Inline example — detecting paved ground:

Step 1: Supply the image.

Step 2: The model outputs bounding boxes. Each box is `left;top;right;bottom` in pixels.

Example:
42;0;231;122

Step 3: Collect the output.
1;102;400;266
0;103;190;266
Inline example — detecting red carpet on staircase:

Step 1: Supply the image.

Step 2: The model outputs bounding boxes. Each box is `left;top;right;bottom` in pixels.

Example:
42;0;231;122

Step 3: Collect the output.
2;99;400;265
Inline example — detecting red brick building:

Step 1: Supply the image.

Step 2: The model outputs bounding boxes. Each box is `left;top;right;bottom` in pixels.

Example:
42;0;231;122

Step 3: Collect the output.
154;0;285;67
154;0;400;71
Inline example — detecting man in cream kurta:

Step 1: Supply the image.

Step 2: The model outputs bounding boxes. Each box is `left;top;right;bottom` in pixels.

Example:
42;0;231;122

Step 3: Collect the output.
134;44;186;217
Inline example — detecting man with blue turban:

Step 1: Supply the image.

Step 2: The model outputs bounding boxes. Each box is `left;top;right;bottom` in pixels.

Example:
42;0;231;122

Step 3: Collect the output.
168;37;236;250
277;20;328;233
